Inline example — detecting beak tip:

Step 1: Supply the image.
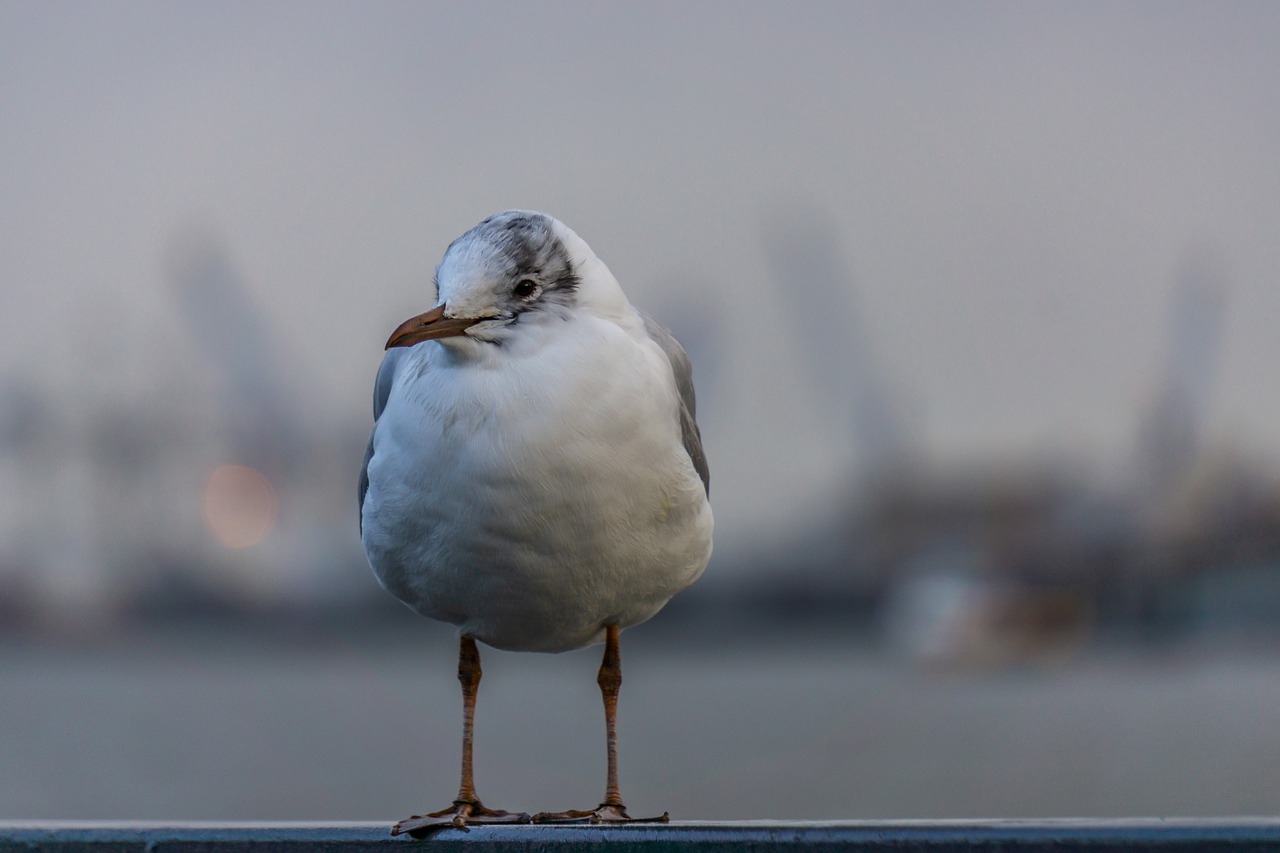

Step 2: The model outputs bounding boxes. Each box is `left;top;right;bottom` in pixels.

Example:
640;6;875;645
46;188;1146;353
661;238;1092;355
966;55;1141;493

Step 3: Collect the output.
384;303;477;349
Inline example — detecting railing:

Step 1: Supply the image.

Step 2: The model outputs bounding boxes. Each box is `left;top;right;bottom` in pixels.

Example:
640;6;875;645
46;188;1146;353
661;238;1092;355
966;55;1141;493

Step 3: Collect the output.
5;820;1280;852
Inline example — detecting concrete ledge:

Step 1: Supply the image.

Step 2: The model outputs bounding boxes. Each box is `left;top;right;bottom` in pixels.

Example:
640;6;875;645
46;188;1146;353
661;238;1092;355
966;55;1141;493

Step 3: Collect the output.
5;821;1280;853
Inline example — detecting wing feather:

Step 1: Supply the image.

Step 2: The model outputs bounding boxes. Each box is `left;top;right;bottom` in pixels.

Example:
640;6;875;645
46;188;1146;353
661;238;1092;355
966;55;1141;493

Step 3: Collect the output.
639;311;710;496
358;347;410;532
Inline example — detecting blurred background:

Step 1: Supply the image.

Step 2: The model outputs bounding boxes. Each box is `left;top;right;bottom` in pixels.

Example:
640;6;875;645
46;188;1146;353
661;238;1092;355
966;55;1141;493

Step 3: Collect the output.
4;0;1280;823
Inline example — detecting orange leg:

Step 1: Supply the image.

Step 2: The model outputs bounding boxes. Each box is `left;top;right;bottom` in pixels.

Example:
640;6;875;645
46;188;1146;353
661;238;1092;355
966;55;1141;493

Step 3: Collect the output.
392;636;530;836
532;624;669;824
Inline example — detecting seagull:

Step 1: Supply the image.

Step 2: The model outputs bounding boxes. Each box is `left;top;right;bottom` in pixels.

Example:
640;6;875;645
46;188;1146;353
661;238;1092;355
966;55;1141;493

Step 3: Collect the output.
358;211;713;835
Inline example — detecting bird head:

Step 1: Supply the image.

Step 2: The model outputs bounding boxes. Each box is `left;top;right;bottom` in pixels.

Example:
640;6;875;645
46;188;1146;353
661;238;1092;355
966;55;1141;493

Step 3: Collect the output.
385;211;629;352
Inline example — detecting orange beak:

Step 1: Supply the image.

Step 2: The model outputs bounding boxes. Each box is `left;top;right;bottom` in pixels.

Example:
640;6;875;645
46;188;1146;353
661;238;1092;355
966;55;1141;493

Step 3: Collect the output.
385;304;479;349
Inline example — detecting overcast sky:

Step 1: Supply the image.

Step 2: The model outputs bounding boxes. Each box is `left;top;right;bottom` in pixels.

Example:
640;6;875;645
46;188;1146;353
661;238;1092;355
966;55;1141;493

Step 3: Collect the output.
3;1;1280;556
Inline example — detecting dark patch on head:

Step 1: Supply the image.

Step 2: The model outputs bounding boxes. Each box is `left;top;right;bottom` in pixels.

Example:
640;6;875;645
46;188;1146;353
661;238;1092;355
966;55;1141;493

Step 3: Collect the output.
430;213;590;350
451;212;581;324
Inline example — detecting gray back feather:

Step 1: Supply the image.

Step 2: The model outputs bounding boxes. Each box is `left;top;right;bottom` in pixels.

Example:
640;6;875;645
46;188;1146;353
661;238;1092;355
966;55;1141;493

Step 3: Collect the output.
358;347;409;532
640;311;710;496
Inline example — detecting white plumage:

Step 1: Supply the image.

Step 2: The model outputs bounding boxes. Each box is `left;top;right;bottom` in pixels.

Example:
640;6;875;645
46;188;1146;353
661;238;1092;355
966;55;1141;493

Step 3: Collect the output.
360;211;712;651
358;211;711;831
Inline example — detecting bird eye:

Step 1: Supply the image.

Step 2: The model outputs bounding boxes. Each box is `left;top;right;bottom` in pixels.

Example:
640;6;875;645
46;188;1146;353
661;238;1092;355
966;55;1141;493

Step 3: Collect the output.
513;278;540;299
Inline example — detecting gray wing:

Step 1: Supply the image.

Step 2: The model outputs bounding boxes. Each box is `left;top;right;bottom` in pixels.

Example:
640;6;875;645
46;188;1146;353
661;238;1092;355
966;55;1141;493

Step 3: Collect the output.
358;347;410;533
640;311;710;496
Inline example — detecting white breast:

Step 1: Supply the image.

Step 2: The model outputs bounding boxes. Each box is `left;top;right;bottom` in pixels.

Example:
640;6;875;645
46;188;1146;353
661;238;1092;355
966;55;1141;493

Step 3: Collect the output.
361;313;713;652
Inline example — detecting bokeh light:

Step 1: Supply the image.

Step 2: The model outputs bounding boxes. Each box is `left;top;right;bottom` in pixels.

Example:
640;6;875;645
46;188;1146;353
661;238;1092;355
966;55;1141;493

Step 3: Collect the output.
202;464;277;549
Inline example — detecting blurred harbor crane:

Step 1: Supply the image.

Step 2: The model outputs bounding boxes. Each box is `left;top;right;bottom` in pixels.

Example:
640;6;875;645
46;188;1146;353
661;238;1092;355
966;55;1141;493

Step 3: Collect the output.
165;228;310;480
761;202;916;482
1133;250;1229;507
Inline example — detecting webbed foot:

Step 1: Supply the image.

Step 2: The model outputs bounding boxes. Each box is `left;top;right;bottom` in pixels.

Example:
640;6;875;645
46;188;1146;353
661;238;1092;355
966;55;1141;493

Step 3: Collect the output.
531;802;669;824
392;800;531;836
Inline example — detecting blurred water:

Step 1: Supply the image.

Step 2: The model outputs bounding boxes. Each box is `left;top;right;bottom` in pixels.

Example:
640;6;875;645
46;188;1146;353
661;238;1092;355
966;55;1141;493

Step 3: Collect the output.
4;620;1280;822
